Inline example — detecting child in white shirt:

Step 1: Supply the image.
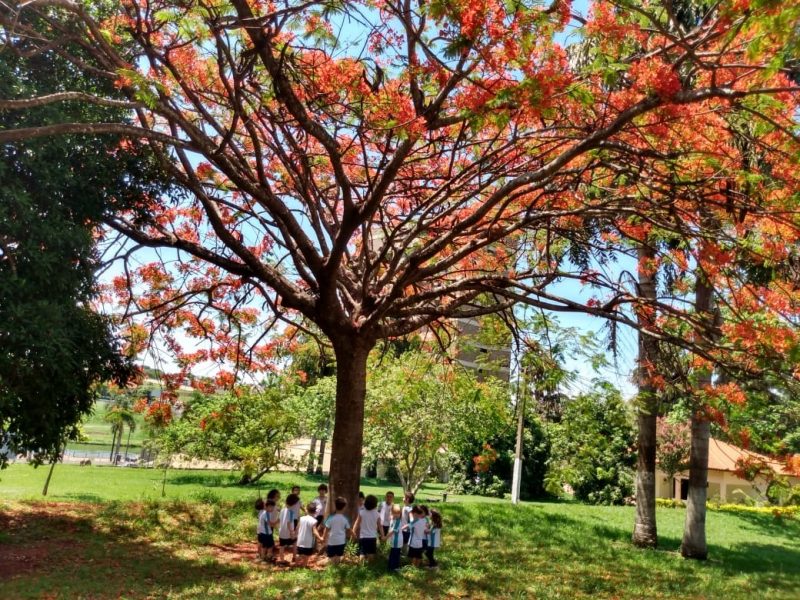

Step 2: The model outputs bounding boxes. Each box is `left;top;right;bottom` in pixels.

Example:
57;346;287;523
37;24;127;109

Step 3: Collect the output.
255;499;267;561
378;491;394;536
277;493;300;563
256;499;277;561
426;509;442;568
295;502;324;567
407;505;428;567
383;504;404;571
323;497;352;565
353;494;381;562
401;492;414;550
312;483;328;540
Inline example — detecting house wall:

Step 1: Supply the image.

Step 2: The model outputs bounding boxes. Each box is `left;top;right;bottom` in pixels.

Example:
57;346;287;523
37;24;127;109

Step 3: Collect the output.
656;469;800;503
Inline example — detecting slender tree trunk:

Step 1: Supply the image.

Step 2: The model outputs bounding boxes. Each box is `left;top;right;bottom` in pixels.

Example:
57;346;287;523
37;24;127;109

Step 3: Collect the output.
633;243;659;548
681;415;710;559
161;458;170;498
109;426;118;462
42;455;58;496
396;465;409;494
327;336;373;523
124;427;132;460
316;435;327;475
114;426;123;464
42;443;64;496
681;275;714;560
307;435;317;473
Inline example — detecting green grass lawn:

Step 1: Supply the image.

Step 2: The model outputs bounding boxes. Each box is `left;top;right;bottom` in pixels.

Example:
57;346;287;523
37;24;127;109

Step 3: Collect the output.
1;465;798;599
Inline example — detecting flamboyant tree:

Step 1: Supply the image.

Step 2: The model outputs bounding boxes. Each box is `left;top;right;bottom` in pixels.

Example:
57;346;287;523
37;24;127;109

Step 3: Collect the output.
1;0;799;516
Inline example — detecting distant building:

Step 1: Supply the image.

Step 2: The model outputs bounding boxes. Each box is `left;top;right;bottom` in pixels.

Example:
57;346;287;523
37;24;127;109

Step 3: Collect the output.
656;438;800;503
454;317;511;382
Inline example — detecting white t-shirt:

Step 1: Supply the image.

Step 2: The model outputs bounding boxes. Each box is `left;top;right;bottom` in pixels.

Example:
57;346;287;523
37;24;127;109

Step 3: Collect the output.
312;496;327;517
257;509;275;535
378;501;393;526
269;508;279;531
296;514;318;549
324;513;351;546
428;526;441;548
408;517;427;548
278;506;296;539
401;505;413;526
257;509;267;535
359;508;380;539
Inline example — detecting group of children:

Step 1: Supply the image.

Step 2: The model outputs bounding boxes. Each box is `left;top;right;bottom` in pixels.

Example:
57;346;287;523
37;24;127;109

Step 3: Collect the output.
255;484;443;571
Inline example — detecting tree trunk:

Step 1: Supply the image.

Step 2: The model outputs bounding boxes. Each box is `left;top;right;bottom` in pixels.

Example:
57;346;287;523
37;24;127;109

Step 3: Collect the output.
396;465;409;494
681;274;714;560
307;435;317;473
247;469;269;485
681;415;710;559
161;458;170;497
42;442;64;496
632;243;659;548
42;455;58;496
109;426;118;462
327;336;373;523
114;425;123;464
316;435;326;475
124;427;132;460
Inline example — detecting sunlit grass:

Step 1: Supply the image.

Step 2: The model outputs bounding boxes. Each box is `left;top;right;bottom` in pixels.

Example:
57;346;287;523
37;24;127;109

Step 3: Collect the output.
1;466;798;599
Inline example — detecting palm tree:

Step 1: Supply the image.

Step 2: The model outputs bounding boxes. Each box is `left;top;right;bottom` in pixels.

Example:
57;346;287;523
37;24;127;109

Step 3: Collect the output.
104;398;136;464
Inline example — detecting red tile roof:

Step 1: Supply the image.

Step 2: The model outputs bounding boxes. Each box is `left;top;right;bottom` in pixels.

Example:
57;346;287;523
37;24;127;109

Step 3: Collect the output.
708;438;792;475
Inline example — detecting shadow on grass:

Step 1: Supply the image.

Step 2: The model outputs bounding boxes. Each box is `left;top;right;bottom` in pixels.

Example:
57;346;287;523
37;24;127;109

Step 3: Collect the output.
717;509;800;540
167;472;243;488
0;505;246;598
61;493;106;503
586;507;800;594
441;503;800;598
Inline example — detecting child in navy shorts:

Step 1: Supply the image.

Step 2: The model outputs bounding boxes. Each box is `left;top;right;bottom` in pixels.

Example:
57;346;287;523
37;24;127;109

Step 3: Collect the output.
406;505;427;566
323;497;351;565
354;494;381;563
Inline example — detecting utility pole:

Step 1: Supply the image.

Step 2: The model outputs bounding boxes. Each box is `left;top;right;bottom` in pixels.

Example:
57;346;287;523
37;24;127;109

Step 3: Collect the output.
511;366;527;505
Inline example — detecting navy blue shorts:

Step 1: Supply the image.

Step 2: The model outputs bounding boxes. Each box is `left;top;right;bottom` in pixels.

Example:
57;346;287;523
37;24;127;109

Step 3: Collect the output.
402;530;410;545
408;546;424;559
257;533;274;548
279;537;294;547
326;544;345;557
297;546;314;556
382;525;390;536
358;537;377;556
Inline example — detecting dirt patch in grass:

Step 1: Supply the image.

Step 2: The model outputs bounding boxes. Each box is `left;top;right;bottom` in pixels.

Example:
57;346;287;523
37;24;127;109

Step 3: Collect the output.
0;540;54;579
205;542;333;572
206;541;257;564
0;502;96;580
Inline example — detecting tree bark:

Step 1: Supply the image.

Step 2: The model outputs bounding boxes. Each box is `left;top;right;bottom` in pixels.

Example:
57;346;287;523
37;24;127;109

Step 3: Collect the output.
114;425;123;464
327;336;373;523
124;427;132;461
632;243;659;548
681;274;714;560
307;435;317;473
42;455;57;496
681;415;710;559
109;426;118;462
316;436;326;475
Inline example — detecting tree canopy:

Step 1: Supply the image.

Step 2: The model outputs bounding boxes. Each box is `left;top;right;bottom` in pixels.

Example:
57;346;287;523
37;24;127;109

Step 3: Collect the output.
0;36;168;464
